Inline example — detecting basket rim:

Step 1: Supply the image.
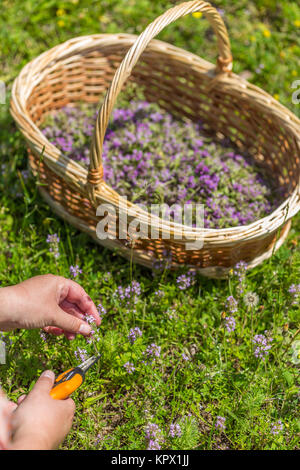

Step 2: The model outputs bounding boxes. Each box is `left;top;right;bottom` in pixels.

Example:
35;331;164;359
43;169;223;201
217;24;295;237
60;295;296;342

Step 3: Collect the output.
10;33;300;242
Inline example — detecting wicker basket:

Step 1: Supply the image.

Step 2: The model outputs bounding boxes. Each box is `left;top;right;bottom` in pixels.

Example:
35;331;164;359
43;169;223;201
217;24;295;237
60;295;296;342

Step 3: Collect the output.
11;1;300;278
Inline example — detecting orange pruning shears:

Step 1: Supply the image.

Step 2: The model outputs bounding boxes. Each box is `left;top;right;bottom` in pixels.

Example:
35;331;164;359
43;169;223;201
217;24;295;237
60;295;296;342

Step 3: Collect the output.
50;355;100;400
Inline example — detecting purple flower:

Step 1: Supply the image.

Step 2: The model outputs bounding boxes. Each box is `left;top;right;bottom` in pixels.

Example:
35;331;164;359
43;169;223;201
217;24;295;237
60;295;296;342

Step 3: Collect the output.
46;233;60;259
97;303;106;317
233;261;248;295
215;416;226;430
169;423;182;438
123;362;135;374
147;440;161;450
128;327;142;344
145;423;162;440
69;265;82;278
252;334;273;360
114;280;141;305
234;261;248;278
154;289;164;298
75;347;88;362
224;316;236;333
226;296;238;313
142;343;161;365
270;420;283;435
150;112;163;122
152;250;172;274
85;314;96;325
40;331;48;342
288;284;300;305
21;169;30;181
145;343;161;359
176;272;195;290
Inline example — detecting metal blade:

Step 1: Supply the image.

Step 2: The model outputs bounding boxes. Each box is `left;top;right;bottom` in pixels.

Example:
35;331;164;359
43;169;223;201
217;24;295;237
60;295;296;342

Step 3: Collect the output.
79;355;100;373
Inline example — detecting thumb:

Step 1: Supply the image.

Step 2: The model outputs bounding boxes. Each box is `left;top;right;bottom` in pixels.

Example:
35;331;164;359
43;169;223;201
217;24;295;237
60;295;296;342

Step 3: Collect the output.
32;370;55;394
54;307;92;336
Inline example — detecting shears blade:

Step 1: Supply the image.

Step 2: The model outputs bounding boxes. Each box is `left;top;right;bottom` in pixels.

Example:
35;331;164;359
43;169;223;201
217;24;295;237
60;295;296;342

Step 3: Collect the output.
79;354;100;373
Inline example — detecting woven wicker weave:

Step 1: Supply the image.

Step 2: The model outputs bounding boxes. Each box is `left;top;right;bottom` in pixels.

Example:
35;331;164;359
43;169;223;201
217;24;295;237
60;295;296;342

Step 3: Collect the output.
10;1;300;278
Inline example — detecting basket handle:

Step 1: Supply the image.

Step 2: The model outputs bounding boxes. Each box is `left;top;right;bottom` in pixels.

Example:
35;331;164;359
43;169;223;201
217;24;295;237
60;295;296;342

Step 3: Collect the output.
87;0;232;191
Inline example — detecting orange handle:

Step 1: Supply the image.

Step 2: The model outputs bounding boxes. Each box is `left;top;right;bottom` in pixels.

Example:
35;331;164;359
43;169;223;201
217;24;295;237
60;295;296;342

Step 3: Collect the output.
55;368;73;383
50;373;83;400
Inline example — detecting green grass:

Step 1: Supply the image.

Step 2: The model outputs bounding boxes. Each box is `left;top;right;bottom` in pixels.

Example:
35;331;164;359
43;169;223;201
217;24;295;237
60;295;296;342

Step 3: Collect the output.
0;0;299;450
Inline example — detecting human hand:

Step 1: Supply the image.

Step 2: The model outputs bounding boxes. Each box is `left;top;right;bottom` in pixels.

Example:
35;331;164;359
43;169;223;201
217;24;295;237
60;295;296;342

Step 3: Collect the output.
0;274;101;339
9;370;75;450
0;389;17;450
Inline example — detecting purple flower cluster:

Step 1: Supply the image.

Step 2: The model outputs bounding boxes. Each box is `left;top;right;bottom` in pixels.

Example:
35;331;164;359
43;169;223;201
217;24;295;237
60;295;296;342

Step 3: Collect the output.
154;289;164;298
252;334;273;360
152;250;173;275
74;347;88;362
225;295;238;313
85;314;96;325
215;416;226;430
39;331;48;342
270;420;283;435
46;233;60;259
147;440;161;450
41;97;278;229
84;313;100;344
114;280;141;306
123;362;135;374
128;327;142;344
169;423;182;438
145;343;161;360
145;423;162;450
145;423;161;440
142;343;161;365
166;307;177;320
176;271;195;290
97;303;106;318
69;264;82;278
224;316;236;333
234;261;248;295
288;284;300;305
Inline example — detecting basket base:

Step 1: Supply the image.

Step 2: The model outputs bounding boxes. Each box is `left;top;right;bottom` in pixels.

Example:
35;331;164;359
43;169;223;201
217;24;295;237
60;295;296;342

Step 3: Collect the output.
39;187;292;279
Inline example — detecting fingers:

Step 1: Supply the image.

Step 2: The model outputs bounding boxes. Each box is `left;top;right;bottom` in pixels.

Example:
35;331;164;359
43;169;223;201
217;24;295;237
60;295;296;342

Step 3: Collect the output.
64;332;76;341
0;391;17;412
43;326;64;336
17;395;27;405
59;300;85;320
65;397;75;413
59;279;101;326
7;401;17;412
32;370;55;394
53;306;92;336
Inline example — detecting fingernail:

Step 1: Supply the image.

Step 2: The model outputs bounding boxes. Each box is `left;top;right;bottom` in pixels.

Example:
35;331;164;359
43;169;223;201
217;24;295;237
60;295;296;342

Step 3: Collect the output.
79;323;91;335
41;370;54;379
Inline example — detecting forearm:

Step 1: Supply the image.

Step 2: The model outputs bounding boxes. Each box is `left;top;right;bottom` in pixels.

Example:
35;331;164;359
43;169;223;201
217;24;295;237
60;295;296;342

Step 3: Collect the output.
0;285;24;331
